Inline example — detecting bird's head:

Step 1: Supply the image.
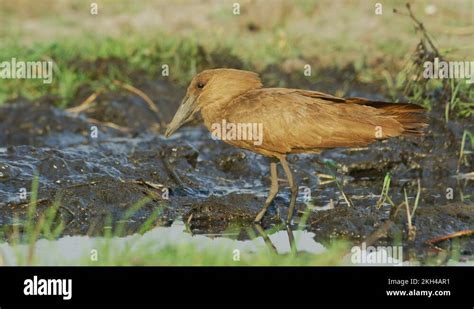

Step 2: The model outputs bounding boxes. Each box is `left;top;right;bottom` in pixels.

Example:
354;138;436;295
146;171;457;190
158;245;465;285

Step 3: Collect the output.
165;68;262;137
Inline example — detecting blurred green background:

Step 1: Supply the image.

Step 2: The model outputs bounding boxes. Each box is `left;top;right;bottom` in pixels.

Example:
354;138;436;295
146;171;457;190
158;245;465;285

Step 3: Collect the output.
0;0;472;108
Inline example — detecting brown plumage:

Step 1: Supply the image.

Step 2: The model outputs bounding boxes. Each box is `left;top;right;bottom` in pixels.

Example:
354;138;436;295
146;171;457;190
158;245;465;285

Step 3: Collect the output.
165;68;427;224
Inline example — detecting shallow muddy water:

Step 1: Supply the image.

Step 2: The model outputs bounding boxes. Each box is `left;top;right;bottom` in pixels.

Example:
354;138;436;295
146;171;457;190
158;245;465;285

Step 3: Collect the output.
0;76;473;264
0;221;328;265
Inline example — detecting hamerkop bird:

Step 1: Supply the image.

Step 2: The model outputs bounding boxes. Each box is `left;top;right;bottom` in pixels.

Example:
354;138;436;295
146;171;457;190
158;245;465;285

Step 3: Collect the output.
165;69;426;224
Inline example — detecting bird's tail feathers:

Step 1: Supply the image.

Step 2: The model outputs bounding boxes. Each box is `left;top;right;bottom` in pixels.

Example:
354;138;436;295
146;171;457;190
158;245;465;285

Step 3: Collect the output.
346;97;428;136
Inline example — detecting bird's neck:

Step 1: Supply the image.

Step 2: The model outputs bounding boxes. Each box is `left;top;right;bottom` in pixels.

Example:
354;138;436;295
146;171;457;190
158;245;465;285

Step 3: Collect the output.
199;80;262;130
200;99;232;130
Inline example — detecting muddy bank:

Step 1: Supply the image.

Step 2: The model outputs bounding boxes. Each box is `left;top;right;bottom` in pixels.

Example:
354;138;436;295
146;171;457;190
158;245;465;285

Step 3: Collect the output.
0;72;473;262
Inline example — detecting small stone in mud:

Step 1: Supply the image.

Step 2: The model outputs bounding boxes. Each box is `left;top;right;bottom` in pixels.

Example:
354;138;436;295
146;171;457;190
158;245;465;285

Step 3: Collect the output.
217;151;247;173
0;163;22;182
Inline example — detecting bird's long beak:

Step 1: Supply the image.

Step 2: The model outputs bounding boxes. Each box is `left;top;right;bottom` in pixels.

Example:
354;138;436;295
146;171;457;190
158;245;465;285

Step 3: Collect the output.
165;94;198;137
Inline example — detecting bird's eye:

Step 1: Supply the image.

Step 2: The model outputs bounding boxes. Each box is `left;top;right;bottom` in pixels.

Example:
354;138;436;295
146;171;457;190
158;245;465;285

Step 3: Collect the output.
197;82;205;89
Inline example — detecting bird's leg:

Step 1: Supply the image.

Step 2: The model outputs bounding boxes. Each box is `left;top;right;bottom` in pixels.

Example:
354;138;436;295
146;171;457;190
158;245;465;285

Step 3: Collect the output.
254;224;277;254
286;225;297;254
254;159;279;223
279;156;298;225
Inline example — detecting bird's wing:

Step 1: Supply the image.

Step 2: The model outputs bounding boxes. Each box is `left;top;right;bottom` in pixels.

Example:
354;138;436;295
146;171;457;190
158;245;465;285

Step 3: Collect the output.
224;88;409;154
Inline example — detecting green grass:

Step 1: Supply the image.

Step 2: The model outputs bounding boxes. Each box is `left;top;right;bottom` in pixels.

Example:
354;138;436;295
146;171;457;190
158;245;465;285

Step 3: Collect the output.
2;34;472;118
376;172;395;209
0;35;214;107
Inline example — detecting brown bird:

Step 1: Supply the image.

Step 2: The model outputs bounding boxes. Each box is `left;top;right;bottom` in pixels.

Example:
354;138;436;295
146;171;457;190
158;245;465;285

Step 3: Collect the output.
165;68;427;224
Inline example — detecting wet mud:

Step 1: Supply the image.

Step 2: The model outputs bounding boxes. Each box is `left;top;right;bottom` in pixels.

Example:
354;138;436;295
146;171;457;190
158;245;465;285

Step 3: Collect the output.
0;72;473;263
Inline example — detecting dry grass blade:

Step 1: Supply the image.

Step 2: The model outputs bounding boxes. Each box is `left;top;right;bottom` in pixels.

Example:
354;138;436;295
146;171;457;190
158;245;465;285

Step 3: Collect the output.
86;117;131;133
133;179;165;190
113;80;166;129
426;229;474;245
339;186;354;208
411;179;421;217
455;172;474;180
66;90;103;114
403;179;421;242
457;130;473;173
17;198;48;209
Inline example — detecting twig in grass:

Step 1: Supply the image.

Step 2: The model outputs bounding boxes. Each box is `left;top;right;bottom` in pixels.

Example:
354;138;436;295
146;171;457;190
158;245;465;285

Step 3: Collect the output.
455;172;474;180
403;192;415;241
113;80;166;129
403;179;421;242
394;2;453;113
64;181;99;189
394;3;440;56
17;198;48;209
425;229;474;245
133;179;166;190
86;117;131;133
412;179;421;215
66;90;103;114
336;180;354;208
457;130;474;173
